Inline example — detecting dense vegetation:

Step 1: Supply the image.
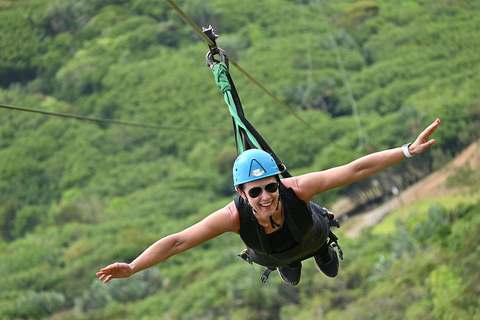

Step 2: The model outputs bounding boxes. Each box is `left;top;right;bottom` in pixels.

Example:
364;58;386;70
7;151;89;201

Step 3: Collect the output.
0;0;479;319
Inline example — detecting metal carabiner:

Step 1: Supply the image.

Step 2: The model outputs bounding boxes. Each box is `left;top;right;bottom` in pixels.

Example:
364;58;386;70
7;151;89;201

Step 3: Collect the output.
205;47;229;68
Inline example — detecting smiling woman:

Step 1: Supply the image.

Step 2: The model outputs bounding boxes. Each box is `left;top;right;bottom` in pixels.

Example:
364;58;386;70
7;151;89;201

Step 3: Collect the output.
232;149;337;285
96;117;440;287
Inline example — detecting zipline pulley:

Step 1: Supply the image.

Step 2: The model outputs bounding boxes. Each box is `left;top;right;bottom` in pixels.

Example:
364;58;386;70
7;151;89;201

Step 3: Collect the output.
202;25;219;49
203;26;229;68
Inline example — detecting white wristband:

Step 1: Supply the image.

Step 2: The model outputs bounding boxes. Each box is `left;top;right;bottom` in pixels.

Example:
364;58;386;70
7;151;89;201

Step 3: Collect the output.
402;143;413;158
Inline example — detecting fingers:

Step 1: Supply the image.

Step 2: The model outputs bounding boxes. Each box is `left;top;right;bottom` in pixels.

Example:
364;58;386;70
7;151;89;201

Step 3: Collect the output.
96;270;111;279
419;118;439;137
420;118;440;139
97;271;115;283
102;275;114;283
96;263;119;283
411;118;440;154
427;118;440;134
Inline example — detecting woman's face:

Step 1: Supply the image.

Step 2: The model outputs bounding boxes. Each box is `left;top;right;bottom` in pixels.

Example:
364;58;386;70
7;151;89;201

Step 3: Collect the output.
240;176;279;217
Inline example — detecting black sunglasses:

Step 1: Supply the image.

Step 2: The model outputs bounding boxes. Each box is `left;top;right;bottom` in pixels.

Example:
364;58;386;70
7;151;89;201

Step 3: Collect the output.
247;182;279;198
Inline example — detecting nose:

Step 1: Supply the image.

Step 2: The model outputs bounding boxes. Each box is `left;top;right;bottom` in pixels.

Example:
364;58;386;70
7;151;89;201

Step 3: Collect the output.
259;189;271;200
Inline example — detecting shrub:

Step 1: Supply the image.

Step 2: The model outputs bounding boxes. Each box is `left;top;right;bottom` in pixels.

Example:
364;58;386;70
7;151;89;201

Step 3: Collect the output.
0;9;43;87
3;291;66;320
12;205;45;239
43;0;94;35
75;268;163;312
340;1;379;29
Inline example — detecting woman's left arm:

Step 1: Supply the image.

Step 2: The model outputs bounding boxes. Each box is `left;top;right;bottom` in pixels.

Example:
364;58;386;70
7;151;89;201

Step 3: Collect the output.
291;118;440;201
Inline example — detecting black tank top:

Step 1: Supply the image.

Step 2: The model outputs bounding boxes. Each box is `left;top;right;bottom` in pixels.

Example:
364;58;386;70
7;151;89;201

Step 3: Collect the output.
266;223;297;253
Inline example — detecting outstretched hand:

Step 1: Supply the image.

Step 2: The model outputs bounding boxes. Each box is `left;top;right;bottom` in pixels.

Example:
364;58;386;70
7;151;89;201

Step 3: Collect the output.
96;262;133;283
410;118;440;155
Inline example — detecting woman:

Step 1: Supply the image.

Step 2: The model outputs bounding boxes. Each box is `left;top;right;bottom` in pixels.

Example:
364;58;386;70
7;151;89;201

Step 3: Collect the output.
97;118;440;286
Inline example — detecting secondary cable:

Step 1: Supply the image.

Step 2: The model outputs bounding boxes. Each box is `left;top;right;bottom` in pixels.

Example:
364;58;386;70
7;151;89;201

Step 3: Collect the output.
0;103;226;133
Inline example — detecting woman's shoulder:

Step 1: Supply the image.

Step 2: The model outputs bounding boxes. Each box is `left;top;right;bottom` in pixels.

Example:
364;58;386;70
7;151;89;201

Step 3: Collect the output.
280;176;311;203
279;177;297;189
194;201;241;235
226;199;240;215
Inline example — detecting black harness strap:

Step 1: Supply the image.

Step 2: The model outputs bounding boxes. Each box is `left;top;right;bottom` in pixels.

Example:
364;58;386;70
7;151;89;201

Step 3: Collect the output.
226;72;291;177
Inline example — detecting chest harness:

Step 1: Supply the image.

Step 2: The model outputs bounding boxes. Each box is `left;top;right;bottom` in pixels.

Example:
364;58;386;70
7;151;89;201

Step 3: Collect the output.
235;182;342;283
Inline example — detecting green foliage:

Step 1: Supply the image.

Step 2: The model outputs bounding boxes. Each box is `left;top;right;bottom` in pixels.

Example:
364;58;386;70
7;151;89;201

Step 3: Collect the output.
430;265;466;320
1;290;66;320
0;0;479;319
411;204;452;246
182;0;220;33
340;1;380;28
12;205;44;238
36;33;77;93
43;0;95;35
75;268;163;312
0;8;44;87
130;0;170;20
77;5;133;40
50;191;104;225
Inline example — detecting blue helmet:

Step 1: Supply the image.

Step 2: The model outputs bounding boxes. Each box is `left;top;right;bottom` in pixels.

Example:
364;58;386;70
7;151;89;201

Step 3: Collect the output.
233;149;281;186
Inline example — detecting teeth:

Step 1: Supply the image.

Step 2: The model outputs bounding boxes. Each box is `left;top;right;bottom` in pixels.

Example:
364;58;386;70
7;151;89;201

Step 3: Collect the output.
260;201;273;207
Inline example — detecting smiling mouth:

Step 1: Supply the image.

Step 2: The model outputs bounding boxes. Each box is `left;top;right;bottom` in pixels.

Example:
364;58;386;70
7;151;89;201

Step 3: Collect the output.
260;201;273;207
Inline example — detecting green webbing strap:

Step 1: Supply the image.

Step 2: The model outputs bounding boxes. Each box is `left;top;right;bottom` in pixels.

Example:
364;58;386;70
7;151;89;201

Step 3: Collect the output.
213;63;261;153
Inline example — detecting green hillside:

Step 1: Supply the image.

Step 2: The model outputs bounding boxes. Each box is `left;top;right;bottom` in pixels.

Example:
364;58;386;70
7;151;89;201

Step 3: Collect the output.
0;0;479;319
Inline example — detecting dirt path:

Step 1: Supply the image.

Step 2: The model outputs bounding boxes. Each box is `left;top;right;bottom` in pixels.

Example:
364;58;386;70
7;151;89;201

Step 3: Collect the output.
343;139;480;237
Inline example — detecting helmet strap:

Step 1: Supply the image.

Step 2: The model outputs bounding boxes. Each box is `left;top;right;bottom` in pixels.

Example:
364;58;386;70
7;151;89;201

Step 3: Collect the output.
270;199;283;228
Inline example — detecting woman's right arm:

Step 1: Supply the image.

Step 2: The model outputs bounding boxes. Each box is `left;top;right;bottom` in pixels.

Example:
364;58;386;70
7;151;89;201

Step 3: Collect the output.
96;201;240;283
288;118;440;202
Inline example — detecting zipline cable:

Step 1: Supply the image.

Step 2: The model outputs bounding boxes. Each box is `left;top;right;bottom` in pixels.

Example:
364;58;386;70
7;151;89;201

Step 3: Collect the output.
165;0;216;48
0;103;226;133
166;0;351;152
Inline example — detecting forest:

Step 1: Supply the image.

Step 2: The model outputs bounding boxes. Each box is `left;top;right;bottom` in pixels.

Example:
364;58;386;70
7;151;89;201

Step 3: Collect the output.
0;0;479;319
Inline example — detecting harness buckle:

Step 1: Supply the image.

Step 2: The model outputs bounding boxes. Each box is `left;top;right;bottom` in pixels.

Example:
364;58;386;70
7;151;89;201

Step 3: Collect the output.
324;207;340;228
329;219;340;228
237;249;253;264
330;241;344;260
